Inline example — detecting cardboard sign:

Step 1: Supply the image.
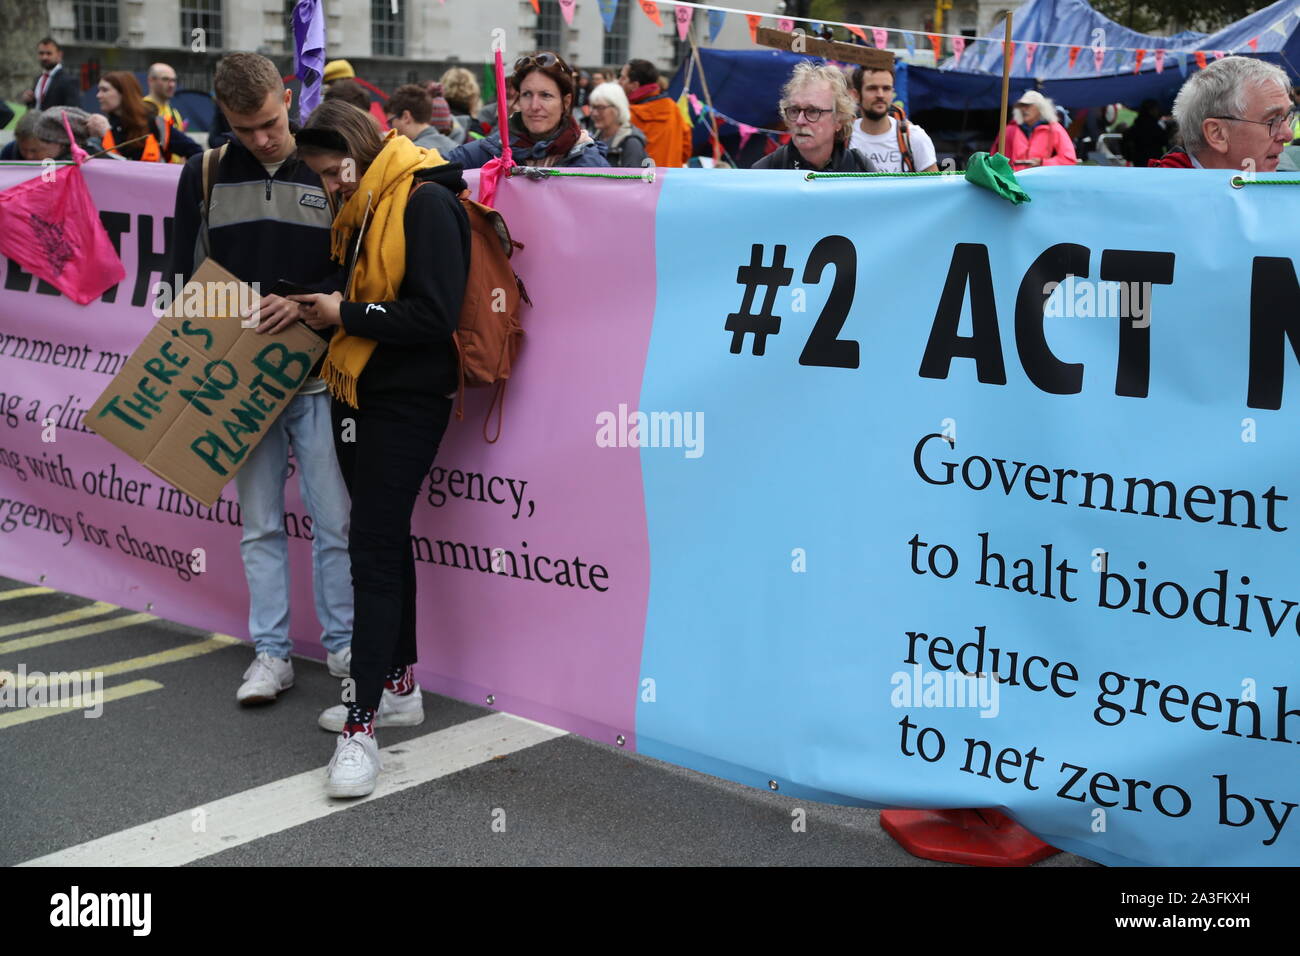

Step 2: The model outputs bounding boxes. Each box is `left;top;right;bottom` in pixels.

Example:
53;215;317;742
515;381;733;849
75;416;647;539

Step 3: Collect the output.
87;260;327;506
755;27;894;69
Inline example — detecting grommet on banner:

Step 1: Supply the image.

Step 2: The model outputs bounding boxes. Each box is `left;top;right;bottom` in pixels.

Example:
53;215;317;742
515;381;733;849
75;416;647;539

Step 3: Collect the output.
1230;175;1246;189
616;734;625;746
485;694;495;705
880;809;1060;866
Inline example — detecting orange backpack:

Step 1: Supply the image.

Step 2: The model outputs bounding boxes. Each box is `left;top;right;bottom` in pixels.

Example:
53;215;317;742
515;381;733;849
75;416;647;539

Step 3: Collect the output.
413;181;530;442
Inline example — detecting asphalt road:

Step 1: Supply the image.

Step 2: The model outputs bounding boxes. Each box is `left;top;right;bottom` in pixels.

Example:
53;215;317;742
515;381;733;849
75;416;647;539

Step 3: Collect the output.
0;575;1095;867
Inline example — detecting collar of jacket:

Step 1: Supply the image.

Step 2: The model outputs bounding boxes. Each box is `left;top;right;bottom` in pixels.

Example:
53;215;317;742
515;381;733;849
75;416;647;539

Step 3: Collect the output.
786;140;850;170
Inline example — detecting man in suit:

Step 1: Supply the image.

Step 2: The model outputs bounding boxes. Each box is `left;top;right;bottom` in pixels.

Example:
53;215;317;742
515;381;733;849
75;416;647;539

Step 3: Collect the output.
21;38;79;111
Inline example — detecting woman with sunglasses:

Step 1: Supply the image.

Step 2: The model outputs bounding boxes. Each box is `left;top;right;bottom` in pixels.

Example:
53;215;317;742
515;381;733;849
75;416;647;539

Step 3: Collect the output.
288;100;472;798
446;53;609;169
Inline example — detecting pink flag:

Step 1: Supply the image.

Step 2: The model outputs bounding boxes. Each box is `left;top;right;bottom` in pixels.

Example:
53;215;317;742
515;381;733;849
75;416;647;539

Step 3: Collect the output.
1212;50;1225;59
1093;46;1105;71
777;17;793;33
737;123;757;149
0;124;126;304
953;36;966;64
688;93;704;114
559;0;575;25
1154;48;1165;73
873;28;888;49
1025;41;1038;70
677;5;693;40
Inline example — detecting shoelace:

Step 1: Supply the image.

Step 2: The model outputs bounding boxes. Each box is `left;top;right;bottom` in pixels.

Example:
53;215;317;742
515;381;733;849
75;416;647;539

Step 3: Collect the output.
333;736;379;771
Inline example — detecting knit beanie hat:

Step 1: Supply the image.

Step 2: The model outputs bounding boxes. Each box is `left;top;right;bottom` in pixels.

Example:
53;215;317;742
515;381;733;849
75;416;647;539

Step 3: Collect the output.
427;82;453;134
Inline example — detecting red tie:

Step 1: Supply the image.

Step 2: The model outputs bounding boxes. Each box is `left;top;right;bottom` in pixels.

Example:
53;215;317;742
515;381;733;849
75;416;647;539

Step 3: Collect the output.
37;72;49;107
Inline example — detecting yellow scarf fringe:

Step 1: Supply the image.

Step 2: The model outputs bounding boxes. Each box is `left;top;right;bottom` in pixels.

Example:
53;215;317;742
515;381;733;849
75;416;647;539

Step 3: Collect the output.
323;130;448;407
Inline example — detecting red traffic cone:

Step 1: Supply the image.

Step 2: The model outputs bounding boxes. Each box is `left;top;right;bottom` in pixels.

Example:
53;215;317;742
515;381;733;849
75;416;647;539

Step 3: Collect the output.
880;809;1061;866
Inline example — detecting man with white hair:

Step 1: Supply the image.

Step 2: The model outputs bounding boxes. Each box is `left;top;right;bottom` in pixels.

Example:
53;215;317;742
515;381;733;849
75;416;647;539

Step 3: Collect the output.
1151;55;1295;171
753;62;877;171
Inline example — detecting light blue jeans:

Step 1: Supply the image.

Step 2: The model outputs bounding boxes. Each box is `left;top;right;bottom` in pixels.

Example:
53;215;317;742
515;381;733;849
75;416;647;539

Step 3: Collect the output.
234;390;352;658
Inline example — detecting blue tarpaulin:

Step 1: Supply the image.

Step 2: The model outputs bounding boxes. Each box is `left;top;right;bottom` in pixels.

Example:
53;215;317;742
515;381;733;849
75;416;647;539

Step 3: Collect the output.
911;0;1300;109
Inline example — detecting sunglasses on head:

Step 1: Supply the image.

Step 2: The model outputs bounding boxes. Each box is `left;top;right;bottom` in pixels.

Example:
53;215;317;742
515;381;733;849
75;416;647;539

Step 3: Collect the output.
514;53;574;76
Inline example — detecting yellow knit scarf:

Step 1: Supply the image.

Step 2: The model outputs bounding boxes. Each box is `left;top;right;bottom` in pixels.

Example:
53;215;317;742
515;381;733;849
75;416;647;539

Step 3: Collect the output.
322;130;448;407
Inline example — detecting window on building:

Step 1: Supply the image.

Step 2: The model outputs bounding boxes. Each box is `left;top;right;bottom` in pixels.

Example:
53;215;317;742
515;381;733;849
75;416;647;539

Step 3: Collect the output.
602;0;630;67
534;0;564;55
74;0;120;43
372;0;405;57
181;0;223;50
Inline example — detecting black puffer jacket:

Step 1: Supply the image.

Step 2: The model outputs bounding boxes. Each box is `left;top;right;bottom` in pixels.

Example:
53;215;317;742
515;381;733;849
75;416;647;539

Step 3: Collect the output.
751;140;878;171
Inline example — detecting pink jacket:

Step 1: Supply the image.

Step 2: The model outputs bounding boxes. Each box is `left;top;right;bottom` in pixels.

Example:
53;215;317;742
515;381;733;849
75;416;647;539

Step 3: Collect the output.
992;122;1078;168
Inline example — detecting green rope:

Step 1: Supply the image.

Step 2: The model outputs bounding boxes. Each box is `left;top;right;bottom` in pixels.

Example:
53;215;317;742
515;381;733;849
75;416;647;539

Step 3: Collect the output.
1231;176;1300;188
806;170;949;180
0;160;76;166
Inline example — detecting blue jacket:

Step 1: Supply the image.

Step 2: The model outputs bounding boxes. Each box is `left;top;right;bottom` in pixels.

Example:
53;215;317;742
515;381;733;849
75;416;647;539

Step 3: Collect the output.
446;127;609;169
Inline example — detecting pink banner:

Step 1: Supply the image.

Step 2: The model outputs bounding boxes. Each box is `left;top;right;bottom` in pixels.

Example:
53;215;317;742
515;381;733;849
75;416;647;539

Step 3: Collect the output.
0;160;662;746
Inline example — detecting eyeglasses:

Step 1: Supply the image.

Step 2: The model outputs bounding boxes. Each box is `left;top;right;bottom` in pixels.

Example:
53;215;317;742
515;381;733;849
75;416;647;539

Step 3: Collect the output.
1209;109;1298;138
782;105;832;122
514;53;575;77
590;103;614;111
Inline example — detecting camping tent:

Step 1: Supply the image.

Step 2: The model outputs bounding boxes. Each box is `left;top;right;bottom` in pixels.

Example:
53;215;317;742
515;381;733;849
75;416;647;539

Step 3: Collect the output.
909;0;1300;110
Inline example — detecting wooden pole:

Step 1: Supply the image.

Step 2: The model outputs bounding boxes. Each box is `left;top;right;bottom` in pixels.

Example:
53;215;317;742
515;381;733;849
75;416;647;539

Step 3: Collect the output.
689;29;722;164
997;12;1014;158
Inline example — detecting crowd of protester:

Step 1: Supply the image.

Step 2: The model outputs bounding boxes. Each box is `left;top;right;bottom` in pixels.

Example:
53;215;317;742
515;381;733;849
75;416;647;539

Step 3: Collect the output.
3;35;1297;800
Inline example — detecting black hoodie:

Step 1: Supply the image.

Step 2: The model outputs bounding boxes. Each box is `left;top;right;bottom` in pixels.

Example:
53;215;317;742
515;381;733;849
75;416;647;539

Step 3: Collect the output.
336;163;471;404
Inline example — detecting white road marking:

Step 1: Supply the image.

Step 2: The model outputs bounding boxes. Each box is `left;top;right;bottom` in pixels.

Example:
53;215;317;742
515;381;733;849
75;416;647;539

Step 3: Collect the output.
17;712;567;867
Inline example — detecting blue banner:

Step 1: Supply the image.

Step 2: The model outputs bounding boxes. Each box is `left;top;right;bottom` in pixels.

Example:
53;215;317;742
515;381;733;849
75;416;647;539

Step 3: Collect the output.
636;166;1300;866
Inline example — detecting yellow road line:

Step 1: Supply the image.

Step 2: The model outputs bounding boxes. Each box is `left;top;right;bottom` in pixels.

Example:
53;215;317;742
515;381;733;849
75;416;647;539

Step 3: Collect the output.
10;633;242;686
0;587;53;602
0;612;157;655
0;679;163;730
0;601;120;638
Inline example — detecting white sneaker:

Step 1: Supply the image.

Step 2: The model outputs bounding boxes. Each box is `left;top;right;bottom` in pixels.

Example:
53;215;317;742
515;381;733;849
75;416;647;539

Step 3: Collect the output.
326;646;352;678
317;685;425;732
236;652;294;704
326;732;381;798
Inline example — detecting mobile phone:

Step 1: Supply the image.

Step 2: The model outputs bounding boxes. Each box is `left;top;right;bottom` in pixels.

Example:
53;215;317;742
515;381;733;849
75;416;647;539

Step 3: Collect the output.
268;279;314;298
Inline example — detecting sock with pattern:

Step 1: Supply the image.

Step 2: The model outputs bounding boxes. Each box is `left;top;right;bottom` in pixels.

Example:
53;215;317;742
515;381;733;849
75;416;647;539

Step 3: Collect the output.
385;664;415;696
341;703;375;738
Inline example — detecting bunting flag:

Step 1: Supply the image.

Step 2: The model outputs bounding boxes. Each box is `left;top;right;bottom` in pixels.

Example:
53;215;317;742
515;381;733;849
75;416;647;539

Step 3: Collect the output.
1249;35;1259;51
687;92;703;115
677;5;694;39
1093;45;1105;71
1068;45;1081;70
847;25;869;44
598;0;619;32
707;9;726;43
952;36;966;65
1177;51;1188;76
873;27;888;49
1134;48;1146;72
559;0;576;25
529;0;539;13
1195;50;1208;69
746;13;761;42
639;0;662;28
1270;19;1289;37
1025;40;1037;71
1154;48;1165;73
737;122;757;149
1212;50;1225;59
928;33;941;60
777;17;793;32
903;31;916;56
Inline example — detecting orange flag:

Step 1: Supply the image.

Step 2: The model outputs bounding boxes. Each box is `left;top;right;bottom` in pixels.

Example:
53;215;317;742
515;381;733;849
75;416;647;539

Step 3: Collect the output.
529;0;539;11
1194;50;1207;69
927;33;941;60
847;25;869;44
1068;45;1081;69
1134;48;1146;72
640;0;662;28
746;13;761;42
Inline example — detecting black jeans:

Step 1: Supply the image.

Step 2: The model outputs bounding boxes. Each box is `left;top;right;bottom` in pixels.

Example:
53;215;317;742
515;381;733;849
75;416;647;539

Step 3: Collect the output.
332;391;452;711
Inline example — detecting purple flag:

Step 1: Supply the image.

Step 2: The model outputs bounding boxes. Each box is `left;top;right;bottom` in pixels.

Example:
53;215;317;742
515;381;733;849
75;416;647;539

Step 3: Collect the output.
293;0;325;124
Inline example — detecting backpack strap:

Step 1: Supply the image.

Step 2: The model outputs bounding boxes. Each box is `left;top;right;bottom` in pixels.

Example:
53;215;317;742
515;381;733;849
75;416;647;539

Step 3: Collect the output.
200;142;228;255
889;106;915;172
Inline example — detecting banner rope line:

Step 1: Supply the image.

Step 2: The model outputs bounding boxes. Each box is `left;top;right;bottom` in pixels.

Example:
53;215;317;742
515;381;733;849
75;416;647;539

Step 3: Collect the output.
805;170;949;180
1231;176;1300;187
506;168;654;181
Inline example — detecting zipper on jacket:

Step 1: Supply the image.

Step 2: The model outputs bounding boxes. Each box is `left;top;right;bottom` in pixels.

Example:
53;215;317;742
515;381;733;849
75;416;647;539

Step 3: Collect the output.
265;175;272;201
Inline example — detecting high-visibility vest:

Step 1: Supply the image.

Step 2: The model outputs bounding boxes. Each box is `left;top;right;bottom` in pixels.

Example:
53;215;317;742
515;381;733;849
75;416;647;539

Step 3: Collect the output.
102;124;163;162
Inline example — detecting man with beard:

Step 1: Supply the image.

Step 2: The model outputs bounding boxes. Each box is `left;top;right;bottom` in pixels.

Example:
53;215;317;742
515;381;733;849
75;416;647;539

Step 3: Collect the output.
752;62;876;172
848;64;938;173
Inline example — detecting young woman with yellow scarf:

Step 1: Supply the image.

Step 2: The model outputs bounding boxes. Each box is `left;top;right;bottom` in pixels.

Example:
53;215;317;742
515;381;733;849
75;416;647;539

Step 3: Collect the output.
290;100;471;798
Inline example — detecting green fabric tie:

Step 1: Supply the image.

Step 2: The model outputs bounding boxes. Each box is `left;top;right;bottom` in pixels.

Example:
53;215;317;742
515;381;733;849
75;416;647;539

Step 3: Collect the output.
965;151;1031;205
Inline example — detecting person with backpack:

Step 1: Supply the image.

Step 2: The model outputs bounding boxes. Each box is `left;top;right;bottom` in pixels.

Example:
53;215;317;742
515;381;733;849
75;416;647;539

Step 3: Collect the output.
849;64;938;172
167;52;355;707
288;99;472;799
752;62;877;172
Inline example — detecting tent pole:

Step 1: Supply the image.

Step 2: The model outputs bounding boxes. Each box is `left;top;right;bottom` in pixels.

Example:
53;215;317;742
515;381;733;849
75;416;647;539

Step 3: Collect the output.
689;29;723;164
997;12;1014;157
